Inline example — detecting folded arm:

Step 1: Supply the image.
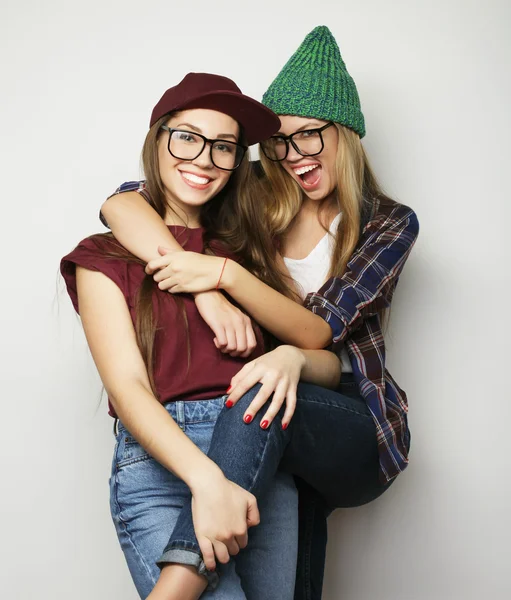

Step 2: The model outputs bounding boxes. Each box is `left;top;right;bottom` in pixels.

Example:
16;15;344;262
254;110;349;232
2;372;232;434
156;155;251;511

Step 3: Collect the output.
101;188;258;357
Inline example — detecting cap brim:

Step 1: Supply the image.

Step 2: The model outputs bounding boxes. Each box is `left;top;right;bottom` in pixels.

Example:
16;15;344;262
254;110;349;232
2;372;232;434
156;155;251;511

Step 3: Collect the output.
183;91;280;146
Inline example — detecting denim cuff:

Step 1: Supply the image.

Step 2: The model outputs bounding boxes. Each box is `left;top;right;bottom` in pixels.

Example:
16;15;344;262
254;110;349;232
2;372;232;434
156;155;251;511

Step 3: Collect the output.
156;543;219;590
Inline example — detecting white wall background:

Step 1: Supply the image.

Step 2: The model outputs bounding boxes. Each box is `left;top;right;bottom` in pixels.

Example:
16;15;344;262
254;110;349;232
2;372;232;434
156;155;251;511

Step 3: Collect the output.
1;1;510;598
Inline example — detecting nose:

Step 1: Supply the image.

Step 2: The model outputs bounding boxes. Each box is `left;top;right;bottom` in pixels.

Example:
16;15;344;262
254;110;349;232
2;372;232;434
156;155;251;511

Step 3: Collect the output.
192;143;214;169
285;142;303;163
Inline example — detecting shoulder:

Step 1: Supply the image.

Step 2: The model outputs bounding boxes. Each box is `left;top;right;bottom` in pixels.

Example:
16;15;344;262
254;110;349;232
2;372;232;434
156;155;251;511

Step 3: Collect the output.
60;234;131;313
363;196;419;238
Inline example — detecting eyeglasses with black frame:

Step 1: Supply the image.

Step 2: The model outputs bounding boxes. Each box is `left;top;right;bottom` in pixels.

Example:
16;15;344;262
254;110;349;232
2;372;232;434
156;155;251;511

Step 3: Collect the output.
260;122;334;162
160;125;247;171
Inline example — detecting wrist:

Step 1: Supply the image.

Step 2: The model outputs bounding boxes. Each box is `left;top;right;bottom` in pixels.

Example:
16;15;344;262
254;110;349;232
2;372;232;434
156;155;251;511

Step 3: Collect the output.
220;259;239;293
278;345;307;370
187;462;225;494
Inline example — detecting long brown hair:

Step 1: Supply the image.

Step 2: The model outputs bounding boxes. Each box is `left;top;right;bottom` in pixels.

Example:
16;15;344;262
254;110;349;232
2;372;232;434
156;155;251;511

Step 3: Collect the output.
90;112;289;393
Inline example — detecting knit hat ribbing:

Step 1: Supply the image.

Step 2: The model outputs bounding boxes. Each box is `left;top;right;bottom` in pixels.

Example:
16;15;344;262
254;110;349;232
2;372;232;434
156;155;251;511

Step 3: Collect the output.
262;26;365;138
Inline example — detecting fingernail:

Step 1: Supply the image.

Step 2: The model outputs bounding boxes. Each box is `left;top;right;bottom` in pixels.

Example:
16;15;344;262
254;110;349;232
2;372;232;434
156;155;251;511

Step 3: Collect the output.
261;420;269;429
226;386;232;393
282;422;288;431
244;414;253;424
225;400;233;408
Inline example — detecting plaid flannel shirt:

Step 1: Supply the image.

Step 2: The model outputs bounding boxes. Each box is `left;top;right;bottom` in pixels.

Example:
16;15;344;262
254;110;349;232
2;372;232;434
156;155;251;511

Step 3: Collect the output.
103;181;419;483
306;197;419;482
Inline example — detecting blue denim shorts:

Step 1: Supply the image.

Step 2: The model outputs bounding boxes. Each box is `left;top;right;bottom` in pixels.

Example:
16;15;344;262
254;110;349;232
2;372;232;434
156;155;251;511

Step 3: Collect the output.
109;397;298;599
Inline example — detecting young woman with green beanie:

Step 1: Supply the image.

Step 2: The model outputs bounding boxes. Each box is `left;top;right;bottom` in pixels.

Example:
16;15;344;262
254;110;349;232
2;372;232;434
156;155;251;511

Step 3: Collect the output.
100;26;419;600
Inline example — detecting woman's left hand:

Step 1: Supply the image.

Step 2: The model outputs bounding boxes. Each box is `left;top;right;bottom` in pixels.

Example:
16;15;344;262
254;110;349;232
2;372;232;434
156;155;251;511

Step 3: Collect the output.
146;247;225;293
226;345;306;430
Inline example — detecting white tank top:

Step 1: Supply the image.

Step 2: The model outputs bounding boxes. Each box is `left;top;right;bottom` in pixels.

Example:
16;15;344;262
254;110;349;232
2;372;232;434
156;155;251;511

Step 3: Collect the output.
283;213;352;373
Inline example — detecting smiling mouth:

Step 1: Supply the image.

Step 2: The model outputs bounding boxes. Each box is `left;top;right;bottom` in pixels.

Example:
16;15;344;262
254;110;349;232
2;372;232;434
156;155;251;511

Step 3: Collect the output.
293;164;321;188
179;170;213;189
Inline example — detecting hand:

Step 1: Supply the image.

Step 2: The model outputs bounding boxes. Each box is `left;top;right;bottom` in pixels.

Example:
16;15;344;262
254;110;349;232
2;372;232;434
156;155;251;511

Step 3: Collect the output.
146;247;225;294
194;291;257;358
191;473;260;571
226;346;306;430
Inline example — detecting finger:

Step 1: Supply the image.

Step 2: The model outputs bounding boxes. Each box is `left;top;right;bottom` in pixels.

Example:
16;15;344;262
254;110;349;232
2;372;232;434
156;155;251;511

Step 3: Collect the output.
145;256;172;275
281;384;298;430
224;537;241;557
246;496;260;528
152;266;173;283
212;541;230;565
259;379;289;428
244;380;278;422
239;322;257;358
197;536;216;571
157;278;180;292
158;245;175;256
235;531;249;550
213;327;228;351
221;326;237;354
227;366;264;406
229;322;248;358
229;361;256;391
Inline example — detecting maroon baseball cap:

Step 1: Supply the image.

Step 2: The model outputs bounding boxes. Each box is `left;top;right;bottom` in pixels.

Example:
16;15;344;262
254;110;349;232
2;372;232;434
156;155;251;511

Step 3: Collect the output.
150;72;280;146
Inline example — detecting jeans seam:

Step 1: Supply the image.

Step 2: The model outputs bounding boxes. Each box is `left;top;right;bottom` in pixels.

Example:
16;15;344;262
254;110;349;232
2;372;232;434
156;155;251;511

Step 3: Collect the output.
111;469;157;588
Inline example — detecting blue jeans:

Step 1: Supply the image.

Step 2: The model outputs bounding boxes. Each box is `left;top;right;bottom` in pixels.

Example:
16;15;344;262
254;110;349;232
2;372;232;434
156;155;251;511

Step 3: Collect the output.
160;378;396;599
110;397;298;599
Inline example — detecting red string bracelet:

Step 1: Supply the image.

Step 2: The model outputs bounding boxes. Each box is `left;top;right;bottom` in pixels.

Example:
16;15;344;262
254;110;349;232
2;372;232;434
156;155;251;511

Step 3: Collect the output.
216;257;228;290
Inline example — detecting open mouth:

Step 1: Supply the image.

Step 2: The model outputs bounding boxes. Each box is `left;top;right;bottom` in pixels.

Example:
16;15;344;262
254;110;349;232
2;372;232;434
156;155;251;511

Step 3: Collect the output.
293;164;322;188
179;170;213;189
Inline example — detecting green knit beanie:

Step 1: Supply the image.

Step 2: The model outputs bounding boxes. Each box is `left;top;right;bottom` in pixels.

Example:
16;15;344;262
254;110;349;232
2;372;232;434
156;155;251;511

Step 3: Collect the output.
262;26;365;138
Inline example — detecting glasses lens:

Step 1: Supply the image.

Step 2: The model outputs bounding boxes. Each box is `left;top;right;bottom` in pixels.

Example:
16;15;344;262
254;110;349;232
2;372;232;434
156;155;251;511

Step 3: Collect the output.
291;130;322;156
169;130;204;160
261;137;287;161
211;141;245;170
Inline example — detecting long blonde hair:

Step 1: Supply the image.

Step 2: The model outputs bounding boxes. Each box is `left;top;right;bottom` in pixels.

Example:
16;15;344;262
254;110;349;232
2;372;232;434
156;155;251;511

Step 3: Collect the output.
259;123;391;280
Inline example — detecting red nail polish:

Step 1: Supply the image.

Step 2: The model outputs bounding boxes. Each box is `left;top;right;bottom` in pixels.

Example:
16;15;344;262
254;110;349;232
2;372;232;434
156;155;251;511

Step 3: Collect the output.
261;420;269;429
226;386;232;393
225;400;233;408
244;414;253;424
282;422;288;431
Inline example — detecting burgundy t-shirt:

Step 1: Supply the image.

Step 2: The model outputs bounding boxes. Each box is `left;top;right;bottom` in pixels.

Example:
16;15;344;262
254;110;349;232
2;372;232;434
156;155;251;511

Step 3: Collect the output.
60;227;265;417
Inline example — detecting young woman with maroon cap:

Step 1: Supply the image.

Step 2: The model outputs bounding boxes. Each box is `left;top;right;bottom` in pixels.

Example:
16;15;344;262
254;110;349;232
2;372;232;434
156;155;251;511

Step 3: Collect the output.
99;26;419;600
61;73;344;600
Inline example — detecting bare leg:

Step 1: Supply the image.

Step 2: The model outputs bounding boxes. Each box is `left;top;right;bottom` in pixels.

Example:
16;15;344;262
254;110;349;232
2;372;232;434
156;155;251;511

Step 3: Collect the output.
147;565;207;600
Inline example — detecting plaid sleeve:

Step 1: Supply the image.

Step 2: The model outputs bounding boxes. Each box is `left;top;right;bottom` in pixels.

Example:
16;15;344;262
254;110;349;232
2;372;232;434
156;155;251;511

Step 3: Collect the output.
99;180;150;228
306;202;419;347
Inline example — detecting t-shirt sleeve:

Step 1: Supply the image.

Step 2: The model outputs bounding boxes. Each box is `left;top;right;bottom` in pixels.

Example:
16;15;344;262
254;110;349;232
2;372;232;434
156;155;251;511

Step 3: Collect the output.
60;236;128;313
99;180;151;228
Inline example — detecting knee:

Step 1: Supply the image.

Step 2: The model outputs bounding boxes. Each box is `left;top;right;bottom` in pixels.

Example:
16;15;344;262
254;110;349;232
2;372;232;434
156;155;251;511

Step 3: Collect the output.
223;383;263;418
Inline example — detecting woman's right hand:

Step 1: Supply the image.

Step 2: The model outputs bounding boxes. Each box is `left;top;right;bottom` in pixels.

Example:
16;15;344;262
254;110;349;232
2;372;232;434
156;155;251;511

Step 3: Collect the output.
190;472;260;570
194;290;257;358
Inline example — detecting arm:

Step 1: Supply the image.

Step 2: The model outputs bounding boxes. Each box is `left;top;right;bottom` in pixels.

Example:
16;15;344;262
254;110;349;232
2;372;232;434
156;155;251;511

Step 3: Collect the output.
150;252;333;350
102;189;257;357
101;190;182;261
76;267;259;568
306;204;420;347
151;203;419;349
300;347;342;389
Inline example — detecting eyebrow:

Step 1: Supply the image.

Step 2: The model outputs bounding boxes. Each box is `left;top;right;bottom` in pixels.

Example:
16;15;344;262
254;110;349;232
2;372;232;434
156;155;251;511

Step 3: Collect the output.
277;121;323;135
174;123;238;141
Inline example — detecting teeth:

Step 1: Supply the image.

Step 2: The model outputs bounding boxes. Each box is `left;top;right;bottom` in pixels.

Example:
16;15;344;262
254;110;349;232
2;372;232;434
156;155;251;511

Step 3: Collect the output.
294;164;319;176
181;172;211;185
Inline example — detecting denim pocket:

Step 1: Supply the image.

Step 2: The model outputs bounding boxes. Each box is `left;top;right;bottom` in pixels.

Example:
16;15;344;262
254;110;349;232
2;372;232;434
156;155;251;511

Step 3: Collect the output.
115;433;152;469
